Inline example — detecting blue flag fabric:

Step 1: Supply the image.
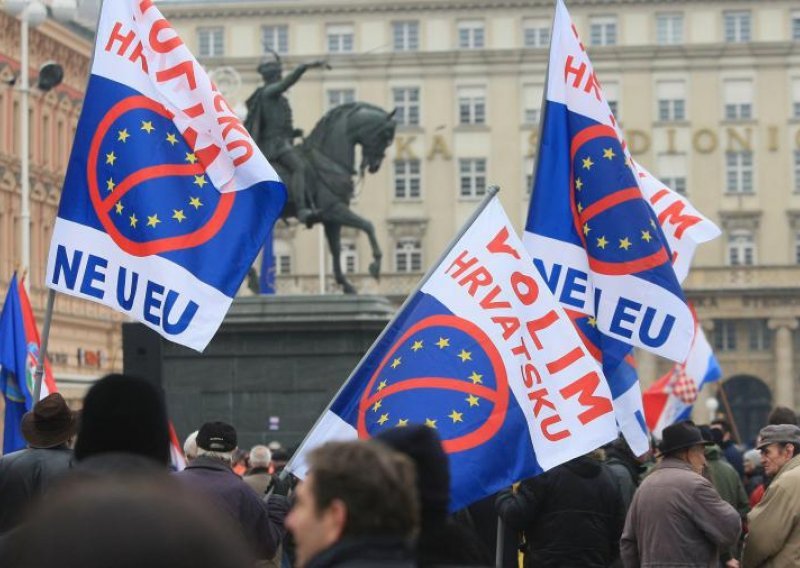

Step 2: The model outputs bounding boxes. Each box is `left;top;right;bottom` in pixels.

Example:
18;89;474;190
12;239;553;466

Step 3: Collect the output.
260;226;276;295
0;276;31;453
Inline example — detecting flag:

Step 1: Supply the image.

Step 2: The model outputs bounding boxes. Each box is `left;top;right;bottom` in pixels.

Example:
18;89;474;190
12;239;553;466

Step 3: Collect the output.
45;0;286;352
525;0;694;363
643;320;721;438
168;421;187;471
288;196;618;511
0;275;58;453
259;226;276;295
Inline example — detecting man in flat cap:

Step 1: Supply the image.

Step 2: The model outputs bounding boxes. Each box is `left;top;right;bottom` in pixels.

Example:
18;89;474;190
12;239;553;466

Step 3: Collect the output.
742;424;800;567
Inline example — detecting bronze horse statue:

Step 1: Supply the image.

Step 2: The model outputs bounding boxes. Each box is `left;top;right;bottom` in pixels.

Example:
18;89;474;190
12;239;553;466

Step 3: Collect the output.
274;102;396;294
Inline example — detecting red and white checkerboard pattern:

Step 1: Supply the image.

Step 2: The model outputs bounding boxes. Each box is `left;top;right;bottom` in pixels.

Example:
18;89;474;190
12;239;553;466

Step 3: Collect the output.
670;367;698;405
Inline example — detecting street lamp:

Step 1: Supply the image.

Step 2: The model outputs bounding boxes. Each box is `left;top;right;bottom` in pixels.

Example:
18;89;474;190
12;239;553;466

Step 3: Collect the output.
3;0;76;289
705;396;720;423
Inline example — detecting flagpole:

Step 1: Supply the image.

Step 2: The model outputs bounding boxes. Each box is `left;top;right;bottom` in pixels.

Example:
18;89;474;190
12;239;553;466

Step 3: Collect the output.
32;289;55;403
495;517;505;568
283;185;501;477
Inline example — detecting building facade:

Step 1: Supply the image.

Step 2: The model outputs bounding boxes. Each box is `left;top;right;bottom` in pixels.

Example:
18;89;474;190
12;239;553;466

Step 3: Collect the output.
0;11;123;411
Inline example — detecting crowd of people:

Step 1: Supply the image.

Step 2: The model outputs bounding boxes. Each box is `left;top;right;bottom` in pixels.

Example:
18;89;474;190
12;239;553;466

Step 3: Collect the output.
0;373;798;567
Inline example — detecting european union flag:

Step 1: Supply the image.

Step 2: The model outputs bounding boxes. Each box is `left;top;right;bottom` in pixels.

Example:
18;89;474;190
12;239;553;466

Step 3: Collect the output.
0;275;31;453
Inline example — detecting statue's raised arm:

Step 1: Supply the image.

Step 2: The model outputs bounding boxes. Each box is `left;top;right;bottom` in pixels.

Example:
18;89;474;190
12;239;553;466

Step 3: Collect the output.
261;59;329;98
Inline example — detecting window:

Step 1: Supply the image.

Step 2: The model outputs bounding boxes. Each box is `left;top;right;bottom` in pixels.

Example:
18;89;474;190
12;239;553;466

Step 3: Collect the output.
392;87;420;126
748;320;771;351
326;89;355;110
603;80;620;118
793;12;800;41
726;151;754;194
459;158;487;198
327;24;354;53
523;19;550;48
658;154;688;195
522;84;544;124
525;157;534;195
794;231;800;263
589;16;617;46
341;242;358;274
794;150;800;193
714;320;737;351
393;21;419;51
792;78;800;118
727;230;755;266
458;20;485;49
394;159;421;199
458;86;486;125
198;27;224;57
656;13;683;45
277;254;291;275
395;239;422;273
261;25;288;54
723;79;753;120
656;80;686;121
724;11;751;43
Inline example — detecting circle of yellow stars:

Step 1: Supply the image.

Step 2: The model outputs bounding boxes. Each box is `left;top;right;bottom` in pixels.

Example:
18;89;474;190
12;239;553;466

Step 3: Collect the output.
105;122;207;229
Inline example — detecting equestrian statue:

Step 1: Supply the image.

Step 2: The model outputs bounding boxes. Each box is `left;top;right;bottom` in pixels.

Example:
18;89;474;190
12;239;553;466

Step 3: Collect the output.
244;52;396;294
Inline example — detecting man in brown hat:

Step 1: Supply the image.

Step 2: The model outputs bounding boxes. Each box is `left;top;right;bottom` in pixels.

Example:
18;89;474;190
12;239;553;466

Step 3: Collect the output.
742;424;800;567
620;421;741;568
0;393;77;534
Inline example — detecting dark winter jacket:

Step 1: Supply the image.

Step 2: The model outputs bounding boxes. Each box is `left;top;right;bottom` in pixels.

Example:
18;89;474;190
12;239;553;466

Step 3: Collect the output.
0;446;73;534
721;440;745;478
305;537;416;568
174;455;287;559
496;455;625;568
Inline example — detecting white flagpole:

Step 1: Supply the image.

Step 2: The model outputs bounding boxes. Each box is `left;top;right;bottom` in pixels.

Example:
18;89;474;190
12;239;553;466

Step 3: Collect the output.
32;289;55;403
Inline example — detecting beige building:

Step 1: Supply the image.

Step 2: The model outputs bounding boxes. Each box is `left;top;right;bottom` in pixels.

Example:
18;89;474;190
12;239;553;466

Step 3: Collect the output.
0;11;122;412
160;0;800;442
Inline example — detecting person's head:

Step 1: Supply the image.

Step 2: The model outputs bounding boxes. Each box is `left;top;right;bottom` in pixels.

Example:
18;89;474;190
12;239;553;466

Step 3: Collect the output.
757;424;800;477
257;55;282;83
768;406;798;426
711;419;733;442
286;440;419;568
74;374;169;465
249;445;272;470
21;392;79;449
195;421;238;464
659;421;712;474
743;449;761;475
0;477;254;568
183;430;199;462
271;447;289;473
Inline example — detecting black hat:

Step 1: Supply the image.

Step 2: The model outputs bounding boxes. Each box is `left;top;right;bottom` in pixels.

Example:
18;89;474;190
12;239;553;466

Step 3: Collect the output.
197;422;237;452
659;421;713;455
74;374;170;465
21;393;78;448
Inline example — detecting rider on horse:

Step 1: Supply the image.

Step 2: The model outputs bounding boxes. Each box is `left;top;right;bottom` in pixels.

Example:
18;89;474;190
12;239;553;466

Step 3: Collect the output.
244;52;328;226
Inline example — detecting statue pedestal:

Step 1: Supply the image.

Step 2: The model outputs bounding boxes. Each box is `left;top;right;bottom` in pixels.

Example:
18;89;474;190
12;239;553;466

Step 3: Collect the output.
122;295;394;450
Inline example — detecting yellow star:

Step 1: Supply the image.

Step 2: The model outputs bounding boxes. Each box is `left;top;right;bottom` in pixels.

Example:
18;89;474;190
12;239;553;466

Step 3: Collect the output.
193;175;208;188
372;400;382;412
397;418;409;427
458;349;472;362
146;214;161;228
377;380;388;391
596;236;608;249
172;209;186;223
141;120;155;134
106;178;115;191
189;197;203;209
448;410;464;423
425;418;437;429
468;371;483;385
577;202;584;213
641;230;653;242
619;237;632;250
575;177;584;191
165;133;178;146
411;340;424;352
587;316;597;328
582;156;594;170
391;357;402;369
114;202;123;215
436;337;450;349
377;413;390;426
466;394;480;407
105;151;116;165
583;223;591;236
603;147;616;160
185;152;198;164
129;213;138;228
117;129;130;143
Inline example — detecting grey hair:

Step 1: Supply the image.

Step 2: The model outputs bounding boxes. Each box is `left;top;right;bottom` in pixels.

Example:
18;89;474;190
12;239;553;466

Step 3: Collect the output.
196;447;234;463
249;445;272;468
183;431;199;461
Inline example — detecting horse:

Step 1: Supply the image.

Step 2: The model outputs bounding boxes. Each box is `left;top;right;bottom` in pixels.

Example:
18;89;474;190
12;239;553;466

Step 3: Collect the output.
275;102;396;294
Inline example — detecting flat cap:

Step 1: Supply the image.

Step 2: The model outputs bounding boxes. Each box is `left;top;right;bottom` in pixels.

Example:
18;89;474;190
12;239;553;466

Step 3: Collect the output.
757;424;800;449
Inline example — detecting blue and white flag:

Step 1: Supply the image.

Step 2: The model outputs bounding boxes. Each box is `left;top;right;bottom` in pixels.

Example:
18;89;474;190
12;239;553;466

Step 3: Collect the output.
525;0;694;363
0;275;29;453
45;0;286;351
289;196;618;511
